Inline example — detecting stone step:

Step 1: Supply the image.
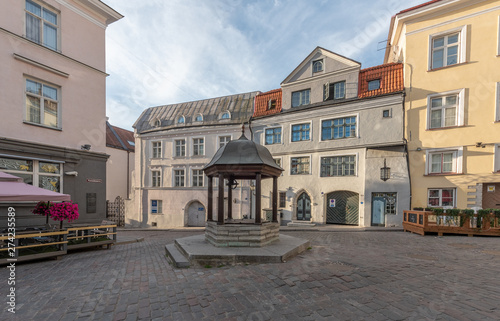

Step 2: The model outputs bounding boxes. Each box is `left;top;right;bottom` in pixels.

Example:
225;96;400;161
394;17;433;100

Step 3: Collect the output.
287;221;316;227
165;244;190;268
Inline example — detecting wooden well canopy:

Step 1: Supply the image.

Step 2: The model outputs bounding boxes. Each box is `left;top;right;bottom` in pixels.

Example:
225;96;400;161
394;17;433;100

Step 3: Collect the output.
203;132;283;224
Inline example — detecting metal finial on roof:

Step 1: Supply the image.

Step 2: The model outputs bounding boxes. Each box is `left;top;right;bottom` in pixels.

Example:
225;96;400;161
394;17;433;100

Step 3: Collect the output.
241;123;245;135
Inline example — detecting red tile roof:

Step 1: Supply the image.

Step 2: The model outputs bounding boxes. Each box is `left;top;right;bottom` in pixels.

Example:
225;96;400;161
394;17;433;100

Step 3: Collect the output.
358;63;404;98
397;0;443;15
106;122;135;152
253;89;282;117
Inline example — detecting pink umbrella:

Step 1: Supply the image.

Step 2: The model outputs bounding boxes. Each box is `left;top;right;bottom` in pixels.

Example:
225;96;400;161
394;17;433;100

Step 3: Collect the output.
0;171;71;202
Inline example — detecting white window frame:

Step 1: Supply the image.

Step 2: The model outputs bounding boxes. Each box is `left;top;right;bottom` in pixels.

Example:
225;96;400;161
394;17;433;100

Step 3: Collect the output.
427;89;465;129
192;168;205;187
150;199;162;214
174;139;186;157
496;82;500;122
24;77;61;129
217;134;232;148
195;114;203;122
368;79;381;91
320;114;358;141
290;121;312;143
173;168;185;187
25;0;59;51
428;25;467;70
273;157;283;176
497;16;500;56
291;89;311;107
319;154;358;177
177;115;185;125
425;147;463;175
494;144;500;173
312;59;324;73
219;111;231;120
290;155;312;175
151;141;162;158
264;126;282;145
151;169;161;187
192;137;205;156
428;188;456;208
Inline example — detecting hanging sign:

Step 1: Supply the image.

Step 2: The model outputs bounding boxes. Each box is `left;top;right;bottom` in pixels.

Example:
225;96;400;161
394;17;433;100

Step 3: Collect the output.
487;185;496;192
329;199;336;207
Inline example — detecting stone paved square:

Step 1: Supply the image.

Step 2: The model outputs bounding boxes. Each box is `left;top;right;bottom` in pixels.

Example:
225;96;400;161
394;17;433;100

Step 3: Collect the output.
2;230;500;320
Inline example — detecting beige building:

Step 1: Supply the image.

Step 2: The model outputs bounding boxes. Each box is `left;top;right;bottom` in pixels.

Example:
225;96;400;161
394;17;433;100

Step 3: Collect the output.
385;0;500;210
0;0;122;226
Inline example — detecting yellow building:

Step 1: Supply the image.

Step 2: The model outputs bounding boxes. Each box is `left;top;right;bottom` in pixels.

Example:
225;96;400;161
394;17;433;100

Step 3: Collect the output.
385;0;500;210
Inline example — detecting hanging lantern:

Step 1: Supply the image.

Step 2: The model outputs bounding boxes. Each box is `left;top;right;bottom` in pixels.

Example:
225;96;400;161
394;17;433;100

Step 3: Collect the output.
380;158;391;181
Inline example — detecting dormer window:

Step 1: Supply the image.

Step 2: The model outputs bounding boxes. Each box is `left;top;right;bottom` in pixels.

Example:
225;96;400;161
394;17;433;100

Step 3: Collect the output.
267;99;276;110
177;116;185;124
154;119;161;127
195;114;203;122
368;79;381;91
220;111;230;120
324;81;345;101
313;60;323;73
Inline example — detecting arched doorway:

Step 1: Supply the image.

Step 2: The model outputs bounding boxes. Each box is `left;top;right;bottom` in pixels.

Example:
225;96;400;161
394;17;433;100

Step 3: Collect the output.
326;191;359;225
187;201;206;227
296;192;311;221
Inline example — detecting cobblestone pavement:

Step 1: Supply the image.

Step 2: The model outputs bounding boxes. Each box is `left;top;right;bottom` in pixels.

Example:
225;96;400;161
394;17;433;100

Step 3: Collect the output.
2;230;500;320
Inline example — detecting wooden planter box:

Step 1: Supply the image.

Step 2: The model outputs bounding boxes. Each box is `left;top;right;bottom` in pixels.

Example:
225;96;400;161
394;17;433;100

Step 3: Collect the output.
403;210;500;237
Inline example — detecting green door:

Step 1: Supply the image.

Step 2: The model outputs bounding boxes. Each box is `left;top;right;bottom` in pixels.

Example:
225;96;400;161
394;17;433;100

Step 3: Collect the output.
296;192;311;221
326;191;359;225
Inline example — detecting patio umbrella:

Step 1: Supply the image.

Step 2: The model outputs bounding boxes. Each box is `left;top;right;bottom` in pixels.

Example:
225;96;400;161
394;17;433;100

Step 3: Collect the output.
0;171;71;202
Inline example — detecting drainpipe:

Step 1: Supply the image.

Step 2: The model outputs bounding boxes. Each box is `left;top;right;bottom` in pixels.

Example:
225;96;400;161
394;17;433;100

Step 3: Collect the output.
402;90;412;210
126;150;130;199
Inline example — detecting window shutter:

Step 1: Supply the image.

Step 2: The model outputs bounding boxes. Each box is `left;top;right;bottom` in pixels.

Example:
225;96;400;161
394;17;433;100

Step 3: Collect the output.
324;82;330;101
268;99;272;110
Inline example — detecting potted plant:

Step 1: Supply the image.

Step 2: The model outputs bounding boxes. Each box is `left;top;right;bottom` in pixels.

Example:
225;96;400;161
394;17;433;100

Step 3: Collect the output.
32;201;79;229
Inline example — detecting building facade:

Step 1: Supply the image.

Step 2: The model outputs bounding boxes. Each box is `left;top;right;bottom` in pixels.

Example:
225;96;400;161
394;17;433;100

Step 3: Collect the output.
385;0;500;210
0;0;122;226
252;47;410;227
129;92;258;228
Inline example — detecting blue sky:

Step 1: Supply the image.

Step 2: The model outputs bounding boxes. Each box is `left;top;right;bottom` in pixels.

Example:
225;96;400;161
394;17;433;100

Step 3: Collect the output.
104;0;424;130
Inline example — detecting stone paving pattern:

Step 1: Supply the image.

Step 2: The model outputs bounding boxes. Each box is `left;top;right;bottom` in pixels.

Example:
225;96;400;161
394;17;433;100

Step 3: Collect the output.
2;230;500;320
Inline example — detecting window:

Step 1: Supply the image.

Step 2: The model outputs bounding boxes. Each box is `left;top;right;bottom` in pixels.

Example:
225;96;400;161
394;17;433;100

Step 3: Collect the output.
221;111;230;120
426;148;462;175
494;144;500;172
174;139;185;157
292;89;310;107
368;79;381;91
291;123;310;142
321;116;356;140
274;158;281;167
265;128;281;145
496;82;500;122
324;81;346;101
429;26;467;70
219;136;231;148
383;109;391;118
177;116;185;124
372;192;397;215
152;141;162;158
0;156;62;192
429;95;457;128
279;192;286;208
151;170;161;187
25;79;59;128
428;188;456;207
320;156;356;177
195;114;203;122
154;119;161;127
312;60;323;73
267;99;277;110
151;200;162;214
291;157;310;175
192;169;204;187
25;0;58;50
193;138;204;156
174;169;185;187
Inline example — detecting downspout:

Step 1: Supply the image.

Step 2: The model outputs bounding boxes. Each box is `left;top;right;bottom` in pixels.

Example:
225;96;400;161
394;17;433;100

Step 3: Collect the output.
126;150;130;199
403;63;413;210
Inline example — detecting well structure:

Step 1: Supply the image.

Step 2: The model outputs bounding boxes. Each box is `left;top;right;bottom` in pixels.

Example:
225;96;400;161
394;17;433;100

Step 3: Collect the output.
203;129;283;247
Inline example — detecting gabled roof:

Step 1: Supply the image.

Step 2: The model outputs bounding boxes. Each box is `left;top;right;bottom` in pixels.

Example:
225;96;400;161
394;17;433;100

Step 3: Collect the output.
253;89;282;118
134;91;259;134
397;0;444;15
358;63;404;98
281;46;361;85
106;122;135;152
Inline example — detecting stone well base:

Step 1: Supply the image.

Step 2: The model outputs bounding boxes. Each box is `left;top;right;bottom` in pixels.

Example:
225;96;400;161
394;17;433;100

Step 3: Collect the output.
205;221;279;247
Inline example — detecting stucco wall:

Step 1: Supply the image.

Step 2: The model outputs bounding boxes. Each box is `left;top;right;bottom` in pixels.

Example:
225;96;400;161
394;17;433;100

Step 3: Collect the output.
106;147;134;200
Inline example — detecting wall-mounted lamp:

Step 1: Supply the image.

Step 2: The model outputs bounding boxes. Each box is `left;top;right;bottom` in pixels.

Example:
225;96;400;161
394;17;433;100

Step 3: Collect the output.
380;158;391;182
81;144;91;151
475;142;486;148
64;171;78;176
416;147;422;151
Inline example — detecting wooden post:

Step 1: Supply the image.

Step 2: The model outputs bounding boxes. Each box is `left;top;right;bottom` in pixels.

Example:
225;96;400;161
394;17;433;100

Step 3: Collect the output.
272;176;278;222
255;173;261;224
218;174;224;224
207;176;213;221
227;179;232;220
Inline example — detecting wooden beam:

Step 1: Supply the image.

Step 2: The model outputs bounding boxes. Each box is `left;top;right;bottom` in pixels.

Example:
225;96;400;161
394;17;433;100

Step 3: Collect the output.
272;176;278;222
255;173;261;224
218;174;224;224
227;179;232;219
207;176;213;221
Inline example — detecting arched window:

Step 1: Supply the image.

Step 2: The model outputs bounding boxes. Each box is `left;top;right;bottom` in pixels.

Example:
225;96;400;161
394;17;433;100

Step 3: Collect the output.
154;119;161;127
177;116;185;124
221;111;230;120
195;114;203;122
313;60;323;73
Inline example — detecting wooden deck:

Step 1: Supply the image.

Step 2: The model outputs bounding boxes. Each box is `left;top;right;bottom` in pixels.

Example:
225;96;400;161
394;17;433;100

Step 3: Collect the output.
403;210;500;237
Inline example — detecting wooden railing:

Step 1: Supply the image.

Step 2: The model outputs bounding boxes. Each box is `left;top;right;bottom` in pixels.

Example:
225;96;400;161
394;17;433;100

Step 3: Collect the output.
66;224;117;250
403;210;500;236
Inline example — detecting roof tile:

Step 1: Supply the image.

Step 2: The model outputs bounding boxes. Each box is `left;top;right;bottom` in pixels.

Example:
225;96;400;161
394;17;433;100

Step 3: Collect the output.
358;63;404;98
253;89;282;117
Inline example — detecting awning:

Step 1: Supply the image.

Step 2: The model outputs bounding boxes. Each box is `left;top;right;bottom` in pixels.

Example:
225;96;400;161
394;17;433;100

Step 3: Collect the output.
0;171;71;202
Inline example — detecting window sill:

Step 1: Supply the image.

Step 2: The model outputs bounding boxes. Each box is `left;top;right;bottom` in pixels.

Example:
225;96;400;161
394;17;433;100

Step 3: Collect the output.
291;140;311;143
23;121;61;131
151;213;163;215
290;173;311;176
426;125;466;131
425;173;463;176
192;155;205;158
173;156;186;159
428;62;468;72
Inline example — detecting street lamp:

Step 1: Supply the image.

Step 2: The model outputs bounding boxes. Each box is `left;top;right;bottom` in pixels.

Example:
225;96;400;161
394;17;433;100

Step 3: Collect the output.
380;158;391;181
